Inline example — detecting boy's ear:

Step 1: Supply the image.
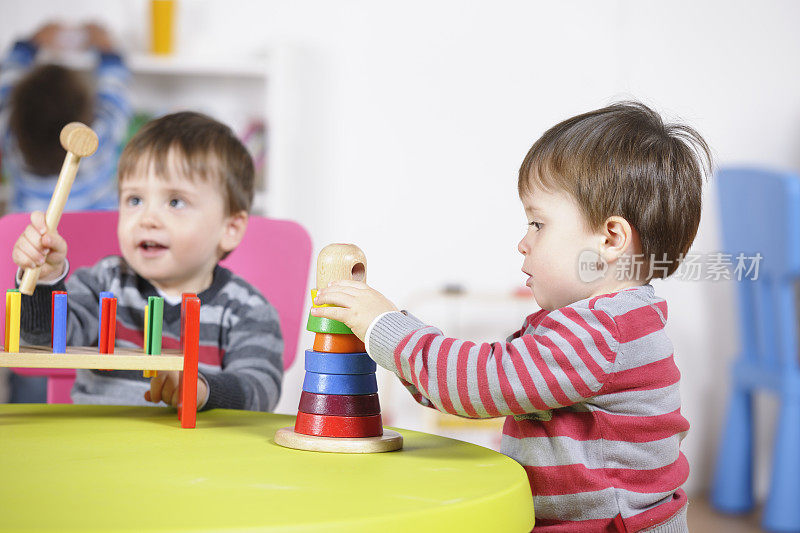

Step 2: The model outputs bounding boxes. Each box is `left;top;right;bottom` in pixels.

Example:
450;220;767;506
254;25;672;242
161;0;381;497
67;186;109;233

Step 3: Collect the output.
599;215;635;263
219;210;249;255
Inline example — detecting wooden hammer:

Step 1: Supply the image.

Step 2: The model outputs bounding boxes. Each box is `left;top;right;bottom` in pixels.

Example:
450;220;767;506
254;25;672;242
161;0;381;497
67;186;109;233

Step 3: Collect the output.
19;122;98;295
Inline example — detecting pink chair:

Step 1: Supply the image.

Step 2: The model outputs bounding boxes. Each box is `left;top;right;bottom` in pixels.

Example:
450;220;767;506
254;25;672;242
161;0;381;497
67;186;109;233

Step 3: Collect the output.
0;211;312;403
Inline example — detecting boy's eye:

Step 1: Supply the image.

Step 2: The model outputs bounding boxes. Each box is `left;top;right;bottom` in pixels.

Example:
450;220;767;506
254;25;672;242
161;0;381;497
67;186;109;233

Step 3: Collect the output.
126;196;142;207
169;198;186;209
528;221;543;231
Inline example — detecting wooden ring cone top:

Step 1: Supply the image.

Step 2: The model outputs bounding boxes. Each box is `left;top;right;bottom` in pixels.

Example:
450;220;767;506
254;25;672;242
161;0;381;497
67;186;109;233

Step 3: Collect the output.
315;243;367;290
19;123;99;295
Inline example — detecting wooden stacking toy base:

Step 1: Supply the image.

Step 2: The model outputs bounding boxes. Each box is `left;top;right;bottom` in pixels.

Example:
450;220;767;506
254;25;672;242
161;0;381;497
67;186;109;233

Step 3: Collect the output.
274;426;403;454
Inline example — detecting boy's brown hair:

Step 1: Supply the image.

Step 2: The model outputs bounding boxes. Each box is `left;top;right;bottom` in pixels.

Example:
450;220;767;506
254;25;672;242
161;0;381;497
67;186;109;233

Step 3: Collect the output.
118;111;255;216
518;101;712;278
9;64;92;176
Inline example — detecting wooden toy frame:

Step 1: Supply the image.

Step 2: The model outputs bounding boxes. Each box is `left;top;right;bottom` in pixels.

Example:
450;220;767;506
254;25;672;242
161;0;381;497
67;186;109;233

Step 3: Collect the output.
0;296;201;428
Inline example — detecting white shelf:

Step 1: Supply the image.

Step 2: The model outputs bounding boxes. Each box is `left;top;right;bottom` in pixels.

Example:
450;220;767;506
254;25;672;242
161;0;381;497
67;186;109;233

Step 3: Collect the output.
21;47;288;218
38;50;268;78
127;53;269;78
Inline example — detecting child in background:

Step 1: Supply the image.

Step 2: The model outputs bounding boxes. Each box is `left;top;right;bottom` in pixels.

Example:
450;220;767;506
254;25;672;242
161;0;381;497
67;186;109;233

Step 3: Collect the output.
12;112;283;411
0;22;132;402
312;102;711;532
0;22;131;212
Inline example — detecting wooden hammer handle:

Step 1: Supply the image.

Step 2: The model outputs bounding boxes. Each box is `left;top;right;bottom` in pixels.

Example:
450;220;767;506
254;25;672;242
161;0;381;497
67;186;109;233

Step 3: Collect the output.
19;122;98;295
19;152;81;294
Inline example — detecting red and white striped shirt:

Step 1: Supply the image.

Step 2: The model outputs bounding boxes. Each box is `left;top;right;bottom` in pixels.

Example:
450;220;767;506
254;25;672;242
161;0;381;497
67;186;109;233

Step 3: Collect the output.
367;284;689;532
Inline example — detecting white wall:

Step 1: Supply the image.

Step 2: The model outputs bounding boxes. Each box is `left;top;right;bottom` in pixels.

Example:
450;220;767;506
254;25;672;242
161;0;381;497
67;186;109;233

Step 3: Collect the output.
3;0;800;497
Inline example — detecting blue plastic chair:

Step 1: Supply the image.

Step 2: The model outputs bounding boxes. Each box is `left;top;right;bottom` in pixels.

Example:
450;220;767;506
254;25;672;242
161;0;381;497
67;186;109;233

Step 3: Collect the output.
711;167;800;532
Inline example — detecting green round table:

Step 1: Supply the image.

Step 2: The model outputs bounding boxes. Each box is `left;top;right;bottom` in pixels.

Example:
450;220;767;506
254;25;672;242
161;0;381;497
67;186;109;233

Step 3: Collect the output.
0;405;534;532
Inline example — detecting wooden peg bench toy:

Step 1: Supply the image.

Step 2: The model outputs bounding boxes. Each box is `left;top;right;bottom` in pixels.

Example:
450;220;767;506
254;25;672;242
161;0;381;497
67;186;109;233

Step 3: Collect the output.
0;289;202;429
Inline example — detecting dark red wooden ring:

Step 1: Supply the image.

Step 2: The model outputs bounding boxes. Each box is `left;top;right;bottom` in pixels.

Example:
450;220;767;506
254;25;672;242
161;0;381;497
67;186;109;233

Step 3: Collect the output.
298;391;381;417
294;412;383;438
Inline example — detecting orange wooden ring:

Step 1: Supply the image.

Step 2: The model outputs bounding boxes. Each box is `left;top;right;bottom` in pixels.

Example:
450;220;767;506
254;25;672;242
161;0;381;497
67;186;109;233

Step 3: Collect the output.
294;412;383;438
313;333;365;353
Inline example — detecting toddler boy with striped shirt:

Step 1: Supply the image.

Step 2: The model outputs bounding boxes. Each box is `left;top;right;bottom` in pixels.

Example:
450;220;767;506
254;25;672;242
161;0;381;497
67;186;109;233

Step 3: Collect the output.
12;112;283;412
312;102;711;532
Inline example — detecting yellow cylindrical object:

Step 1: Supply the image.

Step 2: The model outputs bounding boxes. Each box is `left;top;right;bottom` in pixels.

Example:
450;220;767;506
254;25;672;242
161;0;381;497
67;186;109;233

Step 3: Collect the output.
5;291;20;352
151;0;175;55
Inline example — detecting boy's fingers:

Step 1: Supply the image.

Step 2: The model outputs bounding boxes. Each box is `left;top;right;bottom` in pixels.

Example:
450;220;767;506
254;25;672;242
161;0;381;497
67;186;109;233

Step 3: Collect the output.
18;234;49;267
149;374;166;403
161;381;175;405
12;248;38;270
29;211;47;234
14;238;46;266
328;280;368;289
161;373;180;406
316;285;363;299
22;224;46;251
310;306;349;323
42;231;67;256
314;291;358;308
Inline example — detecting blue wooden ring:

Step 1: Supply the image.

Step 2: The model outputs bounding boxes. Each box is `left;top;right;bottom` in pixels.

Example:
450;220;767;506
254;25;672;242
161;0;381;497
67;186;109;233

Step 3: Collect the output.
304;350;376;375
302;372;378;395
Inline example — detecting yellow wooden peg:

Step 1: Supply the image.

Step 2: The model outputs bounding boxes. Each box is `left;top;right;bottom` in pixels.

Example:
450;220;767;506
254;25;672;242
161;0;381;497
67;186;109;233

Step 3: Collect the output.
7;291;20;353
4;290;11;351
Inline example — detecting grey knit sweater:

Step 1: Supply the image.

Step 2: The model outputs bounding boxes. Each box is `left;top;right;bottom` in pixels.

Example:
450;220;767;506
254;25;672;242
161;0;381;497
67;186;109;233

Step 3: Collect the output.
20;256;283;411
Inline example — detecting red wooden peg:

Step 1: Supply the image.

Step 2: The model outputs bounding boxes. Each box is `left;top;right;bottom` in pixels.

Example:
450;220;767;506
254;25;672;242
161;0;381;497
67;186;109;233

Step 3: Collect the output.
178;296;200;429
99;299;109;354
180;293;196;353
105;298;117;354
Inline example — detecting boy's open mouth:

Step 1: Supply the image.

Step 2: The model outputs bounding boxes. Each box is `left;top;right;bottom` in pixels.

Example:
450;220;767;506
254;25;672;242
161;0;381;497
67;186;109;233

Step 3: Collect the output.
139;240;167;251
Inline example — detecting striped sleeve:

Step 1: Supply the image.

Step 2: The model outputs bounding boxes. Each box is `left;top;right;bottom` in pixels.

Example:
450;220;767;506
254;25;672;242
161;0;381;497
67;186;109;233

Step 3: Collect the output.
507;309;548;342
368;307;620;419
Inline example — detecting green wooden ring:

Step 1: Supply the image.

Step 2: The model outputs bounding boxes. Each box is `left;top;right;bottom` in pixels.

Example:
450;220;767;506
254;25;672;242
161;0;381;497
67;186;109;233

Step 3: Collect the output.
306;314;353;335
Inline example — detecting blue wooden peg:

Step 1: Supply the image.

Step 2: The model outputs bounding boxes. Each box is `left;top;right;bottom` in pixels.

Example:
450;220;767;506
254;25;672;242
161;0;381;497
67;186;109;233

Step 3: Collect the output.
52;293;67;353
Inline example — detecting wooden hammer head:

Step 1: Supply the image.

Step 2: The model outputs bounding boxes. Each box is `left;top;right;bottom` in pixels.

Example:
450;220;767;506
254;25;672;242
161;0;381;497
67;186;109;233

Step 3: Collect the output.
60;122;98;158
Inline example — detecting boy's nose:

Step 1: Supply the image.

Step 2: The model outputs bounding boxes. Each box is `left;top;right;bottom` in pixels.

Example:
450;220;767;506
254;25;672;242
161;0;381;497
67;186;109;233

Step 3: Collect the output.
138;206;162;228
517;236;528;255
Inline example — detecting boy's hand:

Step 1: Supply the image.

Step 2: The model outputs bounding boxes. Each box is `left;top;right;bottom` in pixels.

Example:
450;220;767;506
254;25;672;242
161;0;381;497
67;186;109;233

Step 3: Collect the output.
12;211;67;282
310;280;398;341
31;23;62;48
145;371;209;408
82;23;113;53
